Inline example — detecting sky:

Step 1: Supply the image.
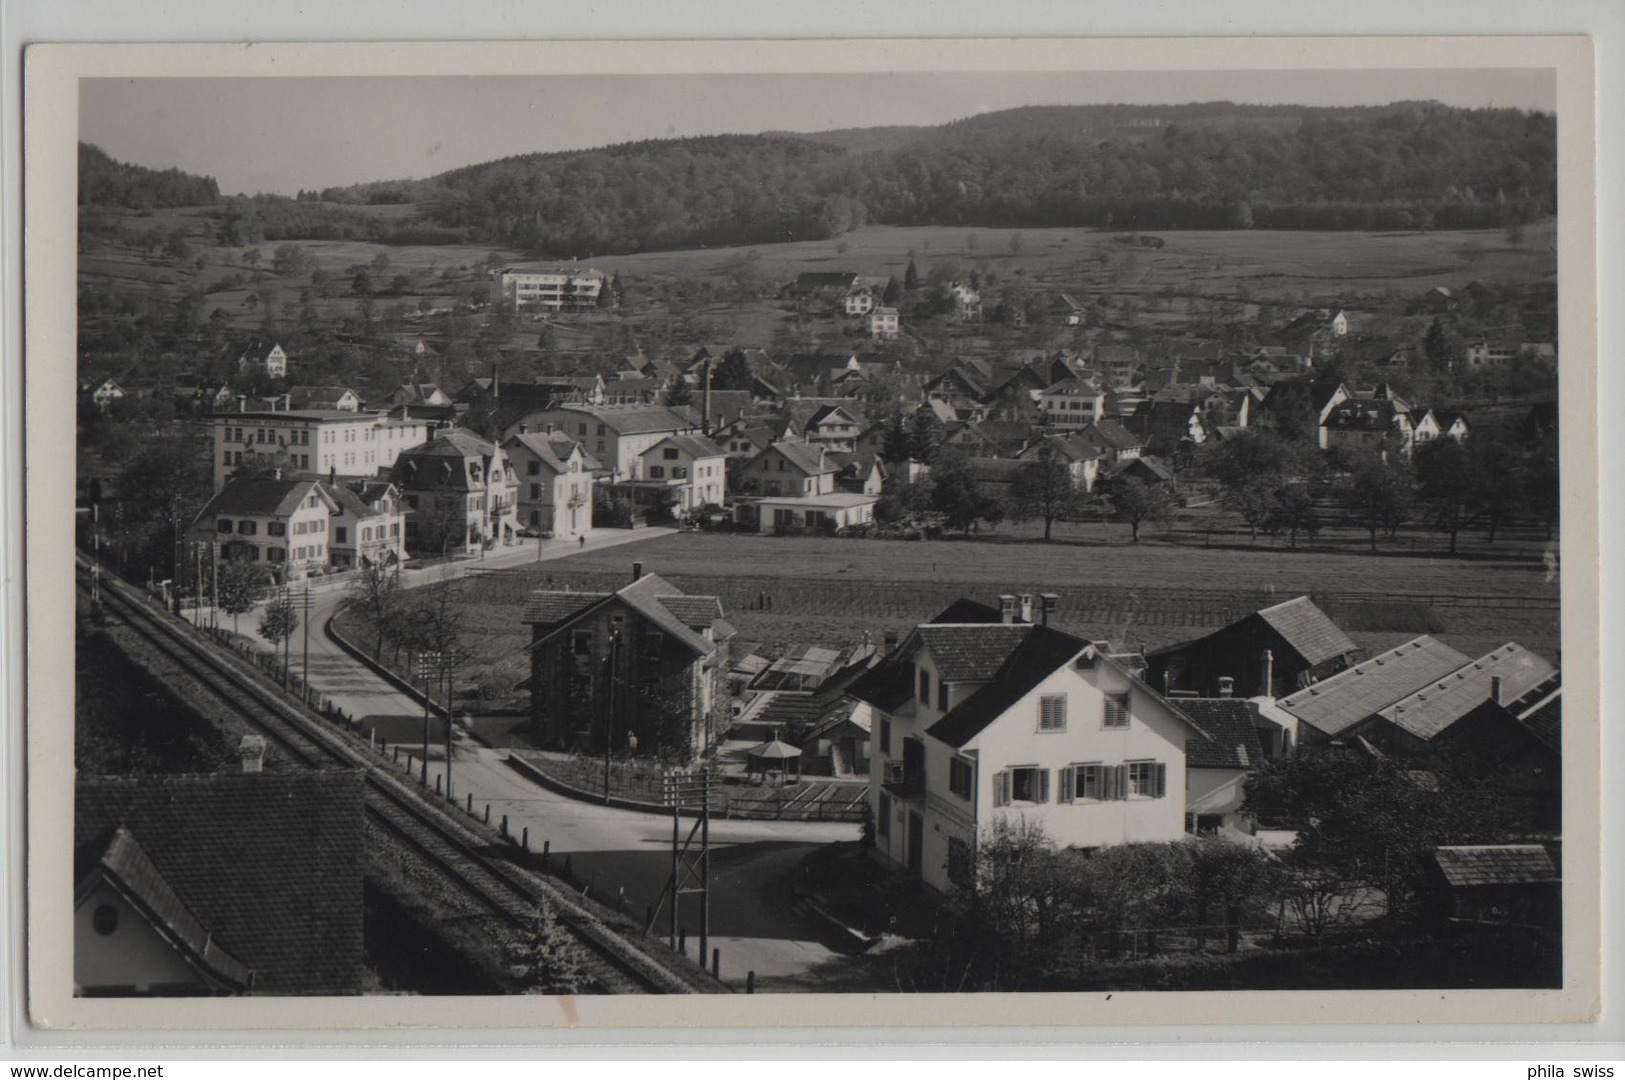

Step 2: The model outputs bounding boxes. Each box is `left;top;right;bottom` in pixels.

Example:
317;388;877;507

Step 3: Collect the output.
79;69;1558;197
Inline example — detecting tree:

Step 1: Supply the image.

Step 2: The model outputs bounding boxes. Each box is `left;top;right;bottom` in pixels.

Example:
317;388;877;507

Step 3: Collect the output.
908;407;945;465
1263;483;1319;550
929;453;996;537
1346;452;1414;551
880;412;914;465
1203;430;1299;539
1009;447;1081;542
163;229;193;264
903;258;920;291
347;560;404;659
662;374;692;408
507;900;591;995
1105;474;1172;542
258;592;300;670
1414;439;1479;554
216;559;267;634
1471;440;1527;544
881;275;902;305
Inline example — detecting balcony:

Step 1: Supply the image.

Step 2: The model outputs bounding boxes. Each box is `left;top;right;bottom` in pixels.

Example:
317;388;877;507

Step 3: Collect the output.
880;760;925;801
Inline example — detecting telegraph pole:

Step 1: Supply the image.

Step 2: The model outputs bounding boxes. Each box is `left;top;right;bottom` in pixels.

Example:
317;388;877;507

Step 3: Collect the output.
603;629;620;803
301;582;311;703
416;650;440;787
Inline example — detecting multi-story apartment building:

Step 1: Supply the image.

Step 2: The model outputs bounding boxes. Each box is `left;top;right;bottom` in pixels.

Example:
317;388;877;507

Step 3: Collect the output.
848;595;1204;896
389;429;520;555
323;479;408;570
502;430;599;539
489;267;606;311
210;407;429;492
502;405;698;482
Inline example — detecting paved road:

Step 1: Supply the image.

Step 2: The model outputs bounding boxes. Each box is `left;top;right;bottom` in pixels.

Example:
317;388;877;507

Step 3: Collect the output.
218;528;871;991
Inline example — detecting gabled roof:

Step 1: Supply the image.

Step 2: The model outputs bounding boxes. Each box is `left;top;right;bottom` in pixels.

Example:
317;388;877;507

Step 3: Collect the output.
915;624;1033;682
1276;635;1473;737
1255;596;1359;668
83;828;254;992
505;431;601;474
196;477;330;521
521;591;609;625
538;405;695;436
76;771;367;995
1323;398;1405;432
926;626;1092;748
649;434;728;460
522;572;727;656
762;440;837;476
1515;684;1562;755
286;385;356;408
1377;643;1558;741
1074;420;1145;452
659;595;725;630
319;481;388;520
929;598;1005;624
845;660;915;712
1180;699;1268;770
1432;845;1558;888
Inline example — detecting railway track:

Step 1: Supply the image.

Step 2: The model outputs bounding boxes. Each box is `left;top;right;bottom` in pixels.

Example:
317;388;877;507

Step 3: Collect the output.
79;561;717;996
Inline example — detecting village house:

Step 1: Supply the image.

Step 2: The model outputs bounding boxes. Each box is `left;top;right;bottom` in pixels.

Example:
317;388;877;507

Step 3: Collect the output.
82;378;125;410
234;338;288;378
869;306;901;340
75;768;366;997
1092;342;1142;387
189;475;341;582
501;430;600;539
1038;379;1107;429
389;429;521;555
1321;397;1417;457
1146;596;1360;701
286;385;362;412
520;563;733;759
784;400;869;453
502;404;699;481
322;478;408;570
1255;379;1352;448
626;433;729;515
1179;695;1279;838
1016;433;1104;493
735;440;840;499
843;285;878;317
1070;420;1146;465
848;595;1210;895
948;281;983;322
1124;399;1208;457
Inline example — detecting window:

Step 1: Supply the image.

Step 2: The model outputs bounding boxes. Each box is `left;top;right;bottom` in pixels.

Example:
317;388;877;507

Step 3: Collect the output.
223;451;232;465
530;483;542;499
876;792;892;839
335;526;348;544
268;522;286;537
527;460;540;475
673;466;688;479
300;430;310;446
596;424;606;436
878;716;891;755
1039;694;1067;731
946;838;974;888
1060;763;1103;803
1127;761;1167;798
217;519;233;533
572;630;593;656
1103;692;1130;728
938;677;950;711
238;521;258;536
994;766;1049;806
649;466;665;479
92;904;119;936
917;666;930;704
267;548;284;563
578;423;588;436
642;632;662;661
663;448;679;460
948;757;973;800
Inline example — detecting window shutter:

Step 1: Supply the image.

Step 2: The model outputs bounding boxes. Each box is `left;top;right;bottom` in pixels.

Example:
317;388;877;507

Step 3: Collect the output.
994;771;1009;808
1154;763;1168;799
1059;766;1074;804
1038;769;1051;804
1115;764;1129;800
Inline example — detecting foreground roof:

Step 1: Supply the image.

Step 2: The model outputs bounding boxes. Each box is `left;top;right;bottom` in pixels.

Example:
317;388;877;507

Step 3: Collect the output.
1377;643;1558;741
1180;699;1268;770
197;477;324;520
1277;635;1473;737
1432;845;1558;888
927;626;1092;748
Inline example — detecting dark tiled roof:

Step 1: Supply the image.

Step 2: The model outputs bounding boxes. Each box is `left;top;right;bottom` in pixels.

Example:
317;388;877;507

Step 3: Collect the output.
927;627;1090;748
87;828;254;991
506;431;595;473
658;595;725;630
1432;845;1558;888
653;434;728;460
1179;699;1267;770
521;591;609;625
765;440;837;476
1256;596;1359;668
1277;635;1472;737
197;478;324;520
1516;684;1562;755
548;405;695;436
929;598;1004;625
76;771;366;995
917;624;1033;682
845;660;915;712
319;481;385;520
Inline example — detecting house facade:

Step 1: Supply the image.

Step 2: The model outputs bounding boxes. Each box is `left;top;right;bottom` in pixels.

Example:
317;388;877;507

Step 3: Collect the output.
629;434;729;513
389;430;520;555
502;430;599;539
850;598;1201;896
1039;380;1107;429
236;339;288;378
190;476;341;582
490;267;606;310
323;479;408;569
521;566;733;759
502;405;698;481
210;408;429;491
869;306;901;340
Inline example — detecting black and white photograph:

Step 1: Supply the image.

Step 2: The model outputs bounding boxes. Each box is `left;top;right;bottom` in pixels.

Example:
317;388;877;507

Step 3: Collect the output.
22;36;1600;1030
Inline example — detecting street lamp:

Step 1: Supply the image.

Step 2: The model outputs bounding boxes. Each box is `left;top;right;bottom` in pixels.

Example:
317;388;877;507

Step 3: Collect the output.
602;628;621;804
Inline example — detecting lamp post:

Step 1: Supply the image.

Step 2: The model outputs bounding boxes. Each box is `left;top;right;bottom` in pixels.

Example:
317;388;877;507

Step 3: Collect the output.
603;628;621;804
301;582;311;704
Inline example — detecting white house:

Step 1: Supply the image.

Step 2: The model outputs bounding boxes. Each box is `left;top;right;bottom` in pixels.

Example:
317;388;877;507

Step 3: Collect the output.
869;306;901;340
502;430;599;539
1038;379;1106;429
236;339;288;378
849;596;1207;896
631;434;729;513
501;405;698;481
322;479;408;569
489;267;606;310
189;476;341;582
843;286;877;317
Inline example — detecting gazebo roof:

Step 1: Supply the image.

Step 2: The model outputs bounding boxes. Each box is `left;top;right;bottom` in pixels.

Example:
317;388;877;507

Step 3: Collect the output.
745;738;803;761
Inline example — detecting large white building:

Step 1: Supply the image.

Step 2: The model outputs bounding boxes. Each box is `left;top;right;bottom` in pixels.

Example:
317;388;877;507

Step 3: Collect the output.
490;267;606;311
211;407;430;492
848;596;1206;896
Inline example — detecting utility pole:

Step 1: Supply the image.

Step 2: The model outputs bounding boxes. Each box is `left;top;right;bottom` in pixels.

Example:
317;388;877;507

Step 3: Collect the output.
444;655;455;802
603;629;620;804
653;769;714;963
301;582;311;703
416;650;440;787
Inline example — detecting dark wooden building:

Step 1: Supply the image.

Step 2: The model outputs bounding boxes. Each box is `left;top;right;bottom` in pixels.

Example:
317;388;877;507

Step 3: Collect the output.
1146;596;1359;700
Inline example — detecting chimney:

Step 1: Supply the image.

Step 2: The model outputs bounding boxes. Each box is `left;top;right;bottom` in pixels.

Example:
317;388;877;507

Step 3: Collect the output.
238;734;266;774
1039;593;1060;627
1260;649;1275;699
1490;675;1504;706
631;561;643;582
329;465;337;485
1018;594;1035;624
998;594;1017;624
883;630;899;652
1218;676;1235;698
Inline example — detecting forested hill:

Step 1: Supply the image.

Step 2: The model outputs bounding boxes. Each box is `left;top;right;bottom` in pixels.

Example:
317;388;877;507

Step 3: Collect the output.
78;143;220;209
388;101;1556;255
